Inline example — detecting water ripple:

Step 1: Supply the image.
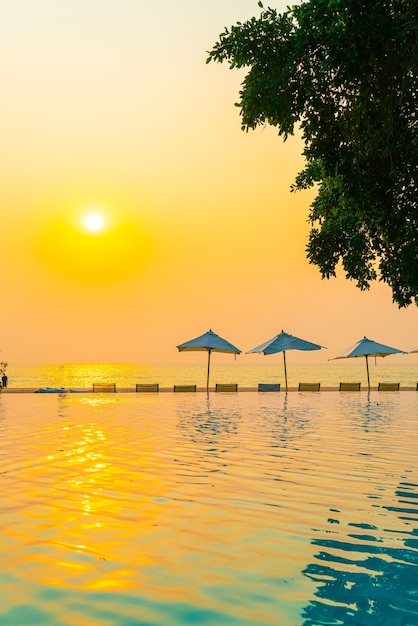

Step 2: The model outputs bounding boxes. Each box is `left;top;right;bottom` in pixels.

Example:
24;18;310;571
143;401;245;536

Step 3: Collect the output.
0;392;417;625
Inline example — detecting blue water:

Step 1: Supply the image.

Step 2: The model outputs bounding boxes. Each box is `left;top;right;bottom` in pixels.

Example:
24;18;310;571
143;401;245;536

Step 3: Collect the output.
0;391;417;625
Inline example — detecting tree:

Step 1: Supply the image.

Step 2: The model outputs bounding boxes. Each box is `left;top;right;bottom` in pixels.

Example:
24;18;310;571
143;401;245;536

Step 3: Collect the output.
207;0;417;307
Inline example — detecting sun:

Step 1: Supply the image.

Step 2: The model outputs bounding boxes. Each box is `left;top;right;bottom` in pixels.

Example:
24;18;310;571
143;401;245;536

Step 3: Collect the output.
35;210;151;284
83;212;105;232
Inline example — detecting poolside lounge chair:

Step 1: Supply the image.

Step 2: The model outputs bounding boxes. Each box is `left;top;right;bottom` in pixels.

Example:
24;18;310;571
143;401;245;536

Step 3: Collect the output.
136;383;159;392
298;382;320;391
215;383;238;392
339;382;361;391
258;383;281;392
378;382;400;391
93;383;116;393
174;384;197;392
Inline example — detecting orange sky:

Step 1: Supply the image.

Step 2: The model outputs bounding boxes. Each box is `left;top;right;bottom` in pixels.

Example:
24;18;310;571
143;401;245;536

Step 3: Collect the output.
1;1;417;365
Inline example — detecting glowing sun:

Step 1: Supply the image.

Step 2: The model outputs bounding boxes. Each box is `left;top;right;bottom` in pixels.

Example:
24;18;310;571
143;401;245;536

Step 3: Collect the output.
83;212;105;232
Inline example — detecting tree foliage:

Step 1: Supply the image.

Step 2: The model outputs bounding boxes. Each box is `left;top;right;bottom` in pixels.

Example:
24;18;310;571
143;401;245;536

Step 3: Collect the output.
208;0;417;306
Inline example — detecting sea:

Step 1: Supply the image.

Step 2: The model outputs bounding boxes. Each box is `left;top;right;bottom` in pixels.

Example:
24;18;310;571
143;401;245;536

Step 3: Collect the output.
0;363;417;625
4;361;418;390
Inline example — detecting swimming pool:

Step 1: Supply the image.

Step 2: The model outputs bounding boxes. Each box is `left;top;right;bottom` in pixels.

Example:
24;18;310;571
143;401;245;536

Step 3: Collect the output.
0;392;417;625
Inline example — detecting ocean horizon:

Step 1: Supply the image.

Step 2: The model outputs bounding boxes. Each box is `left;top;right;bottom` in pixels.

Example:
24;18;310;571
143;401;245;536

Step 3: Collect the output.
5;361;418;390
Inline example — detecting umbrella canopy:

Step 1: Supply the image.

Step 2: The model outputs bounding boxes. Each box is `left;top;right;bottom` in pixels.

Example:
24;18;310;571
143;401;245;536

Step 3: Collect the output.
177;329;241;391
332;336;407;391
409;346;418;353
247;330;326;391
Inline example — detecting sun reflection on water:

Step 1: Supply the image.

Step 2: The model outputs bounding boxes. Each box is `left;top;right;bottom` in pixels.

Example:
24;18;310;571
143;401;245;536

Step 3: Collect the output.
24;396;166;592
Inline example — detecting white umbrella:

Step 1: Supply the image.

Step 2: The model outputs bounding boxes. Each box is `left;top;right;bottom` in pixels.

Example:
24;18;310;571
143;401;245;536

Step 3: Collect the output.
409;346;418;353
332;336;407;391
247;330;326;392
177;329;241;392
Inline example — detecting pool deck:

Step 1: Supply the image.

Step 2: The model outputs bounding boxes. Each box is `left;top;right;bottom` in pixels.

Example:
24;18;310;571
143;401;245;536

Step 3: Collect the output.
1;387;416;394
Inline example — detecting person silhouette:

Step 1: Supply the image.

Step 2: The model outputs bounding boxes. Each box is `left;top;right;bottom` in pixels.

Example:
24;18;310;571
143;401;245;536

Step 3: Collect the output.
1;374;8;388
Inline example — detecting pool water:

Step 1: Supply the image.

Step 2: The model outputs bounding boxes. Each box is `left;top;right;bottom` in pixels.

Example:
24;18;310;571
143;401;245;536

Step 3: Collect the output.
0;392;417;625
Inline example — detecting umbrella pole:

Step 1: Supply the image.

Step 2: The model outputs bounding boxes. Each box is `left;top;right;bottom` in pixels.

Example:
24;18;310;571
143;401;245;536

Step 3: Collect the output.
206;349;211;393
365;355;370;392
283;351;288;392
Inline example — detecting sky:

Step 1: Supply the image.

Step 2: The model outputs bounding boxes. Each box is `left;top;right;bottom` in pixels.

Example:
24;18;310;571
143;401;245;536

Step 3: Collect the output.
1;0;417;366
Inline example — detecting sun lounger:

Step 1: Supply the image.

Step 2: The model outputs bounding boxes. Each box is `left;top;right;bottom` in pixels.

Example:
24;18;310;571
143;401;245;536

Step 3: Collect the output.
258;383;281;392
215;383;238;392
378;382;400;391
339;382;361;391
34;387;67;393
174;384;196;392
93;383;116;393
298;382;320;391
136;383;159;392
